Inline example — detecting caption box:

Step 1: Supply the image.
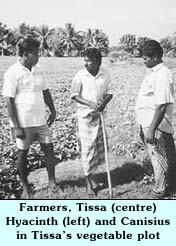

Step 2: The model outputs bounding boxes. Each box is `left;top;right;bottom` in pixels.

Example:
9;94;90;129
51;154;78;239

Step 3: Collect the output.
0;200;175;245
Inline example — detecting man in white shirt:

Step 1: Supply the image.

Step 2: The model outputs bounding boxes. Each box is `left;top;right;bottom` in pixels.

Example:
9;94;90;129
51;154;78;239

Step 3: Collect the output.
136;40;176;198
71;48;112;196
2;38;57;198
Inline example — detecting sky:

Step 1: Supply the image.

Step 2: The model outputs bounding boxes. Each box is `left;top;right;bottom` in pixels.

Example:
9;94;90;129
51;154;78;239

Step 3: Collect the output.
1;0;176;46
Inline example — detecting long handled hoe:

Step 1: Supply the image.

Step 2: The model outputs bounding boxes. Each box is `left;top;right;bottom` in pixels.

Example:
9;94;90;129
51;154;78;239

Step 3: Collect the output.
100;113;113;198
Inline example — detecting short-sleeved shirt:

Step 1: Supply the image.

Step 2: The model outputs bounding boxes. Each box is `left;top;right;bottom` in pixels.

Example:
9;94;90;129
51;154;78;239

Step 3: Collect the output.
135;63;174;134
2;60;48;128
71;67;110;118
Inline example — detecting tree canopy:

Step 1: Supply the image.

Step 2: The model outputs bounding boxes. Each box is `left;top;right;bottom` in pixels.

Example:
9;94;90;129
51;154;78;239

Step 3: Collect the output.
0;21;176;57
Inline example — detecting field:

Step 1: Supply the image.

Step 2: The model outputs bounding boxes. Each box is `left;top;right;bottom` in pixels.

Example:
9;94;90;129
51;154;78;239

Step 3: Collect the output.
1;56;176;199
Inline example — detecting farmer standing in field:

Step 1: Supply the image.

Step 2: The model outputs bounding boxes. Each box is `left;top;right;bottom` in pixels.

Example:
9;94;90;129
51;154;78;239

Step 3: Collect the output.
71;48;112;196
2;38;57;198
136;39;176;199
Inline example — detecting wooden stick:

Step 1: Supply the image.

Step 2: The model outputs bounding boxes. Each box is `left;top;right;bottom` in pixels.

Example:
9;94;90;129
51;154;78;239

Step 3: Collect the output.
100;113;113;198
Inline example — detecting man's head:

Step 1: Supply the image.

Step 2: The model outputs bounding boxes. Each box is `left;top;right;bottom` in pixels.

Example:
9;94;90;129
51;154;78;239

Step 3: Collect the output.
142;40;163;68
83;48;102;75
18;38;40;68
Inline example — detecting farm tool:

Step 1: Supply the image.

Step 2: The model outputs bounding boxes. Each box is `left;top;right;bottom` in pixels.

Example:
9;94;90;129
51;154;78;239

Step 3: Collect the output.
100;112;113;198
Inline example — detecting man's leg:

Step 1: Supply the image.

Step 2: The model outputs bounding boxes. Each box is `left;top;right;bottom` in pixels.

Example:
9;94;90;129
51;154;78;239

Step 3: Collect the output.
146;131;168;196
16;127;34;198
41;143;56;189
36;125;56;190
163;133;176;194
17;149;30;198
85;174;96;197
86;121;106;194
141;128;168;198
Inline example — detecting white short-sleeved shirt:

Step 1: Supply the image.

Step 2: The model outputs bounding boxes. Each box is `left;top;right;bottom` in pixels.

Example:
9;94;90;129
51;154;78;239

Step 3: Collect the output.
2;61;48;127
71;67;110;117
135;63;174;134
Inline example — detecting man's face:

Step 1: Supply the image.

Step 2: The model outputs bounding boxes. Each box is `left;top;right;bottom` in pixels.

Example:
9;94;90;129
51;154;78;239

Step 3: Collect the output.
84;56;100;74
26;48;39;67
142;55;157;68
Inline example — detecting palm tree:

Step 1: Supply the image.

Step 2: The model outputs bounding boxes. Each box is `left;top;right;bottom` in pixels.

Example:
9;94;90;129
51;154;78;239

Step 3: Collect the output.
0;36;13;56
119;34;136;54
158;33;176;57
83;28;96;47
83;28;109;55
59;23;83;56
13;23;33;55
31;25;54;56
47;27;65;57
0;24;15;56
167;33;176;57
0;22;7;37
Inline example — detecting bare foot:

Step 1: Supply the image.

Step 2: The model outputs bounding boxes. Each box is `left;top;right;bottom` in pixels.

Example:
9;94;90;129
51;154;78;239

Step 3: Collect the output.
21;189;30;199
48;183;65;195
87;175;105;190
91;179;104;190
86;176;96;198
48;181;57;191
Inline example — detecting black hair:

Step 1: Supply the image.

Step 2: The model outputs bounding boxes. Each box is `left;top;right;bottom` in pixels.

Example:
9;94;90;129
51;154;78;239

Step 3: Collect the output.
142;40;163;59
18;38;40;57
83;48;102;65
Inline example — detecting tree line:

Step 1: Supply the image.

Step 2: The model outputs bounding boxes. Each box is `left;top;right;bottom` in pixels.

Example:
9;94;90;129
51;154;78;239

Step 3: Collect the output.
0;22;109;57
0;22;176;57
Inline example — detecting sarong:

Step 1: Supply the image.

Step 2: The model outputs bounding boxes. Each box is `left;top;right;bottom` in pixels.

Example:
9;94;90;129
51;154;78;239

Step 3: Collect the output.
141;127;176;194
78;112;105;176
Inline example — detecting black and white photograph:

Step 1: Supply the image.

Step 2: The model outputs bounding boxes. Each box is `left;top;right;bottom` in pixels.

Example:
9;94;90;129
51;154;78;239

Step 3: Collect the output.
1;0;176;200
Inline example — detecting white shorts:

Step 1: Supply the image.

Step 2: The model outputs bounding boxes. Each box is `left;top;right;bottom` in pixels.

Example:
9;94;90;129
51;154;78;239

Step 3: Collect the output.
11;124;52;150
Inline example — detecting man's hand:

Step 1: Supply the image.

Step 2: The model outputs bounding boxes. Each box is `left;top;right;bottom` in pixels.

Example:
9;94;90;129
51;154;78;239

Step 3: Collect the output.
145;104;167;144
139;126;145;143
97;94;113;112
47;111;56;127
145;128;155;144
15;127;25;139
89;102;100;111
97;101;106;112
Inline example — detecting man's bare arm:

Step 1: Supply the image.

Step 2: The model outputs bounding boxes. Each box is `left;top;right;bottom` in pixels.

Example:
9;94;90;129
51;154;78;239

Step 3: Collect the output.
72;95;98;110
43;89;56;126
6;97;25;139
146;103;168;144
